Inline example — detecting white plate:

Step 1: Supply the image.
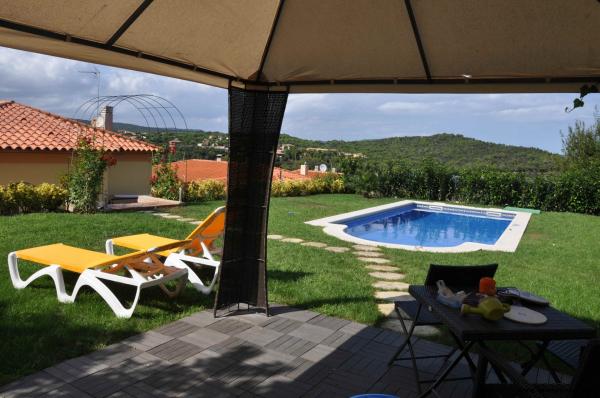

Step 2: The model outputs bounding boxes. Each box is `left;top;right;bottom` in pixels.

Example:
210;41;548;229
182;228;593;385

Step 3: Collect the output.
504;306;547;325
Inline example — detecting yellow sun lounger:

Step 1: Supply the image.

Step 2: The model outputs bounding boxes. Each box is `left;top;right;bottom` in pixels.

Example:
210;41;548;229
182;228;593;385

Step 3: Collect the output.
106;206;225;295
8;240;192;318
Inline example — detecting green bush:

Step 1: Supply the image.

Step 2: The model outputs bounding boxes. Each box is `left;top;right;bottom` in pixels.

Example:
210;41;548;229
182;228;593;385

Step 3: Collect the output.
0;182;68;215
151;154;182;201
185;179;227;202
271;174;345;197
346;160;600;216
68;138;110;213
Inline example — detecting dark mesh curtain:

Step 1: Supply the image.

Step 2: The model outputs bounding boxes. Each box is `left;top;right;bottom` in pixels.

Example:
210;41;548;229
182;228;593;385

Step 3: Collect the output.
214;87;288;316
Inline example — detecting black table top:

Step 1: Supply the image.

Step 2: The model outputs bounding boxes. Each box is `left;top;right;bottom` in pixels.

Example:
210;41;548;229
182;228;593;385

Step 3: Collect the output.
409;285;597;342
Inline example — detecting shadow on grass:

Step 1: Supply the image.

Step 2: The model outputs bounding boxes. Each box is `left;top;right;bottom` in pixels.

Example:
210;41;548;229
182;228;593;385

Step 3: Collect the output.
268;269;311;282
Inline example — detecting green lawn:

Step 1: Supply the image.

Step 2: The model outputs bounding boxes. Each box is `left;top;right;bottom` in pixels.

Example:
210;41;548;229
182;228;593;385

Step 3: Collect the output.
1;194;599;384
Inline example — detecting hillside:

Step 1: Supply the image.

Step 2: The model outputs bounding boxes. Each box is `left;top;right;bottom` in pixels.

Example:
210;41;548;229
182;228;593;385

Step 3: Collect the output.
278;133;562;172
98;119;561;173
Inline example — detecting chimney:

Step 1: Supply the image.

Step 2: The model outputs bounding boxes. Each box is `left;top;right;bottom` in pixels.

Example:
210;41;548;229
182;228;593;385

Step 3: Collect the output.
314;165;319;171
216;154;222;162
331;167;336;173
96;106;113;131
300;163;307;176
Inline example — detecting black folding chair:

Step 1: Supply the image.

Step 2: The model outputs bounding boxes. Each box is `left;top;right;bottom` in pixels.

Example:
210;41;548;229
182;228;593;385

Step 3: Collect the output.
388;263;498;393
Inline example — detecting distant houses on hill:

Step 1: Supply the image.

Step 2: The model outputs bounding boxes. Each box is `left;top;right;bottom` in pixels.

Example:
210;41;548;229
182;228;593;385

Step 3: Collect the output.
167;159;333;184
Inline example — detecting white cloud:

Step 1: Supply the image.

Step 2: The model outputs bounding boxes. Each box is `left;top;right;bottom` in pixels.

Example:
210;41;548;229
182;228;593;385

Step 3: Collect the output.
378;101;430;113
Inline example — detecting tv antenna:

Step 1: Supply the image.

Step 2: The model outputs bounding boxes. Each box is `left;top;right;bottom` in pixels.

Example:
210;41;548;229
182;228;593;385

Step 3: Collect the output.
78;66;101;117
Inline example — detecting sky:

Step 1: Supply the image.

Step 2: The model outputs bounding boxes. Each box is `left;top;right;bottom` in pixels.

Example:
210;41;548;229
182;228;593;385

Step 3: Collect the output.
1;46;599;154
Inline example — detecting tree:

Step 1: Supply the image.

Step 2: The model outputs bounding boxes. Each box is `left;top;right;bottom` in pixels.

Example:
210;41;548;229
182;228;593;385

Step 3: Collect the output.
561;115;600;169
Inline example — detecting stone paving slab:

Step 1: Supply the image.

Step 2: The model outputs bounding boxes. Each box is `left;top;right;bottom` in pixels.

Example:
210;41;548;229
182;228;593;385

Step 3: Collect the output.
353;250;385;257
176;217;196;222
324;246;350;253
357;257;391;264
266;234;284;240
372;281;410;291
352;244;381;251
375;291;414;301
280;237;304;243
189;220;202;225
300;241;328;248
369;271;405;280
158;214;181;219
366;265;399;272
1;305;561;398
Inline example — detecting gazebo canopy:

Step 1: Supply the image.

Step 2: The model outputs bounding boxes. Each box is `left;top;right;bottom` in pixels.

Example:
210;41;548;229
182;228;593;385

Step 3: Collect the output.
0;0;598;94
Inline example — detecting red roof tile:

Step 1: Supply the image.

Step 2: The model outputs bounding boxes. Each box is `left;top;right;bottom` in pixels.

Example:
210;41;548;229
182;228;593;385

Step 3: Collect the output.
168;159;313;183
0;101;158;152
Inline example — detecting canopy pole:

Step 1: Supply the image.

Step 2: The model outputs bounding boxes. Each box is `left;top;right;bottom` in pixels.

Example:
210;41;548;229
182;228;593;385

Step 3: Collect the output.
214;87;288;317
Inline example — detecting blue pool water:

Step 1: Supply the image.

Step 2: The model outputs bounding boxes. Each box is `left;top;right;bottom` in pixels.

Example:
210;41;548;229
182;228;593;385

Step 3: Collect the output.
342;206;513;247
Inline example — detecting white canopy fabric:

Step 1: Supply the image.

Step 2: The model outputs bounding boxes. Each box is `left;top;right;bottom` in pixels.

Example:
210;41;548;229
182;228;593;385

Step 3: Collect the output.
0;0;598;93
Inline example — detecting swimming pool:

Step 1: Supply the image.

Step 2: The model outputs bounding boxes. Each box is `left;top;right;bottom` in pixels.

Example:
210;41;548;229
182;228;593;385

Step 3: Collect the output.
307;201;531;253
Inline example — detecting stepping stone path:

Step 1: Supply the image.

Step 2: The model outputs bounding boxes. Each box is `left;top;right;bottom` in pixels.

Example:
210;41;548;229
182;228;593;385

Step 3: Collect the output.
160;214;182;219
373;281;410;291
267;234;284;240
281;238;304;243
353;251;384;257
324;246;350;253
352;244;381;251
301;242;328;248
189;221;202;225
366;265;398;272
368;272;405;281
374;291;412;301
357;257;391;264
177;217;196;222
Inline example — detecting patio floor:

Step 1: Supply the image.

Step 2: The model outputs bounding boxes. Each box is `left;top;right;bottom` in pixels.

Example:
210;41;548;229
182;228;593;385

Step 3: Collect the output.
0;304;565;398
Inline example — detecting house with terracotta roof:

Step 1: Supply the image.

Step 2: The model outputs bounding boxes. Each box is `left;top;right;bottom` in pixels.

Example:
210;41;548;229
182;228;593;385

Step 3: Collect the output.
0;101;158;198
168;159;332;184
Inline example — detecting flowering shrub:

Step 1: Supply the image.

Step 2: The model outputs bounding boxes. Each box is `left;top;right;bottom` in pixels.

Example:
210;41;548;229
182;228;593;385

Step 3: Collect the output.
185;179;226;202
151;151;182;200
0;182;68;215
68;137;111;213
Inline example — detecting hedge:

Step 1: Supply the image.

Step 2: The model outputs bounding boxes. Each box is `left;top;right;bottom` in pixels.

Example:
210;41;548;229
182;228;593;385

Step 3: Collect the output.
346;161;600;215
0;182;68;215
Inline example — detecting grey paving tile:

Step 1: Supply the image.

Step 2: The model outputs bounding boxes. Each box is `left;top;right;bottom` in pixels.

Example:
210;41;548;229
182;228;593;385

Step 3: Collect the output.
178;311;218;327
373;329;405;347
0;371;64;398
369;365;421;396
288;323;335;344
122;331;174;352
321;331;371;353
178;327;230;349
357;339;397;362
259;317;302;334
265;335;317;357
300;344;353;367
307;314;351;331
178;349;238;378
84;343;143;367
44;354;108;383
269;306;319;322
339;322;382;340
252;374;312;398
282;357;332;386
235;326;283;346
153;321;199;338
206;318;253;335
46;384;93;397
339;352;389;379
147;339;204;363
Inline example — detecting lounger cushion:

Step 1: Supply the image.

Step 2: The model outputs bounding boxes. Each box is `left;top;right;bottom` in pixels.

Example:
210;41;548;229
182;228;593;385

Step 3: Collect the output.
16;243;119;273
111;234;180;256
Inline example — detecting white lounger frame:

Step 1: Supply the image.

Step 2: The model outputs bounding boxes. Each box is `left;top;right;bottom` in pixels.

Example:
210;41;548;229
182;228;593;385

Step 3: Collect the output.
7;252;188;318
105;240;220;295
